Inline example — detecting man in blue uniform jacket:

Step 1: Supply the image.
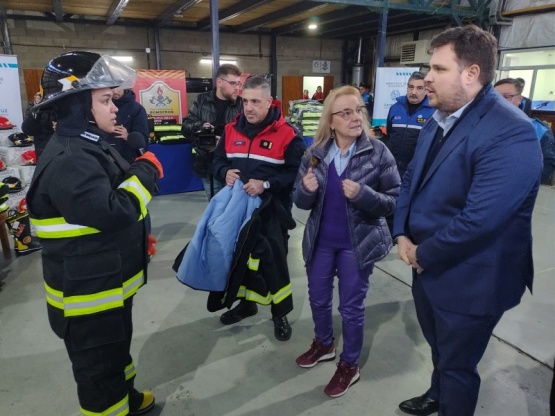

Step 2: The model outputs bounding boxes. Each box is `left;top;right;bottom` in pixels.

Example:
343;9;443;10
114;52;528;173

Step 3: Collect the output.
385;71;434;180
393;26;542;416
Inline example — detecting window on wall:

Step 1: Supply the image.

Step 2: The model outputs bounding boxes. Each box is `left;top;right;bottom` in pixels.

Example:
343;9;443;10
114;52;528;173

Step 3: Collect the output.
498;47;555;111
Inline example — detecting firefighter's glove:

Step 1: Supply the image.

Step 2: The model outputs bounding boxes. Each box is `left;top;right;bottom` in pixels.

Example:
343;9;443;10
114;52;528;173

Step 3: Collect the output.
136;151;164;179
147;234;157;258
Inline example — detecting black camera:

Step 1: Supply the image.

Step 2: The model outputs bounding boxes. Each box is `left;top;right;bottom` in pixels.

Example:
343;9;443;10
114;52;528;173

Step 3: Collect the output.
194;126;217;149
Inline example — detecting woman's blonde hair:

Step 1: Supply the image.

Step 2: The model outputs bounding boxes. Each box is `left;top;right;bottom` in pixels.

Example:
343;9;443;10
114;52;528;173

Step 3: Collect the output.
312;85;371;148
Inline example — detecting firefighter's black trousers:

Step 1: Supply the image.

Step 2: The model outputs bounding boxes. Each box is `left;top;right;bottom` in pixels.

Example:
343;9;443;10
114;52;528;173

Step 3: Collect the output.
63;299;143;413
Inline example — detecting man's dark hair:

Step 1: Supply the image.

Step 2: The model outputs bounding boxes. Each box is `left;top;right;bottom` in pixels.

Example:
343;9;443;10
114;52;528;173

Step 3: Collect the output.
513;78;526;94
409;71;426;82
430;25;497;86
494;78;518;88
495;77;525;95
216;64;241;78
243;75;271;94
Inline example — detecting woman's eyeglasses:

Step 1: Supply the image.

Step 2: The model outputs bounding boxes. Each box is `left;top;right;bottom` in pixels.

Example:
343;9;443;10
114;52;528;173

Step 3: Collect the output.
331;106;366;120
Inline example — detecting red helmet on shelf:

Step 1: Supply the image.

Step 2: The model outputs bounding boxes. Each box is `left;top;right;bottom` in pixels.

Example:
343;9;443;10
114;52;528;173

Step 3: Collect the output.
18;198;27;213
21;149;37;165
0;116;15;130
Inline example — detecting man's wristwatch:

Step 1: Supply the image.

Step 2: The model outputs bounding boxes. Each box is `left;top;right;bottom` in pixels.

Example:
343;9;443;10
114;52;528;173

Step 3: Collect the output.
263;181;271;190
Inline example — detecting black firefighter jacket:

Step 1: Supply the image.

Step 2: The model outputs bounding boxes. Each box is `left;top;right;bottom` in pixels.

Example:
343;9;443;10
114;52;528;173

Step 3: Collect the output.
207;192;296;318
27;127;159;344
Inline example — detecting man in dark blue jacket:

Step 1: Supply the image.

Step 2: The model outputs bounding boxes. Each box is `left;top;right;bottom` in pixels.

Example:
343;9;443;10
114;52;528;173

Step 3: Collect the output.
394;26;541;416
385;71;434;180
108;88;149;163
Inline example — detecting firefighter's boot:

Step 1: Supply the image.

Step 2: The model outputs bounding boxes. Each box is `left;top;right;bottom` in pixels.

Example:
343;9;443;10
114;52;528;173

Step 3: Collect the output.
6;210;42;256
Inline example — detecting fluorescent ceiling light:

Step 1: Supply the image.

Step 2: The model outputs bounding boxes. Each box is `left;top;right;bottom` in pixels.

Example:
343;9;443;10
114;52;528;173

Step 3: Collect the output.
200;58;237;65
308;24;317;30
112;56;133;62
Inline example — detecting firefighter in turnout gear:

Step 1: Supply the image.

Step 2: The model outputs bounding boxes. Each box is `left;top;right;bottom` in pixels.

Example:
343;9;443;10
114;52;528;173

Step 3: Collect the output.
26;51;163;415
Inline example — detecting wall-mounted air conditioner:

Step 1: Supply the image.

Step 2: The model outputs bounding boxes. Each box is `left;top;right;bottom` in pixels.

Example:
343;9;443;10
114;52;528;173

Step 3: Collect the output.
400;40;431;65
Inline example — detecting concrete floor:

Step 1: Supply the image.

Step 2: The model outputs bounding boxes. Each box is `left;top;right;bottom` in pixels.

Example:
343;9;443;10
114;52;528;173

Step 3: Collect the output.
0;185;553;416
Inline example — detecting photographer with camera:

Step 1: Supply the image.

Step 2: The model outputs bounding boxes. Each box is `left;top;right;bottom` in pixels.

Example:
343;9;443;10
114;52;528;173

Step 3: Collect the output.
182;64;243;200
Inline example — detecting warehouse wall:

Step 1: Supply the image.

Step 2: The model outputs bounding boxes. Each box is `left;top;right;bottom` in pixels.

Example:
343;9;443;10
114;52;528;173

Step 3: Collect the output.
2;19;343;113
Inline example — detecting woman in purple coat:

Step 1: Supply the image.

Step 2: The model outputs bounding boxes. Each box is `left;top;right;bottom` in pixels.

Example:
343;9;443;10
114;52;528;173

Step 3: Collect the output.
292;85;400;398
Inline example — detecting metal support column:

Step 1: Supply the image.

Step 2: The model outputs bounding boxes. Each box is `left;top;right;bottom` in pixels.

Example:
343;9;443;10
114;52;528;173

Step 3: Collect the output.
154;26;162;70
210;0;220;83
0;8;13;55
341;39;349;85
375;6;388;69
270;35;277;98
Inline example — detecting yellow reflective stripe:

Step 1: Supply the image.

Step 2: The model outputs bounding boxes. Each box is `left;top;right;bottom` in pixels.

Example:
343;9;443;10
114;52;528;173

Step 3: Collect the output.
273;284;292;304
81;394;128;416
31;217;100;239
124;362;136;381
247;256;260;271
155;125;182;132
236;283;292;306
45;282;64;309
44;270;144;316
64;288;124;317
238;287;271;305
123;270;145;300
159;135;184;140
118;175;151;219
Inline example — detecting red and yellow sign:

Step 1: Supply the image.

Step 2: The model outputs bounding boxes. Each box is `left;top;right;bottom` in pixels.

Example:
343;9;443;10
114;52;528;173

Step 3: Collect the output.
133;70;187;124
